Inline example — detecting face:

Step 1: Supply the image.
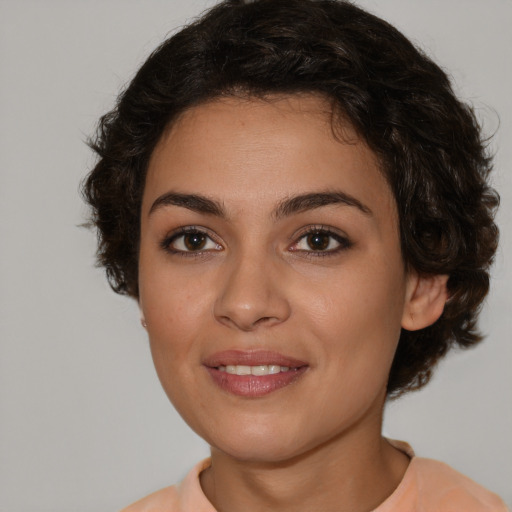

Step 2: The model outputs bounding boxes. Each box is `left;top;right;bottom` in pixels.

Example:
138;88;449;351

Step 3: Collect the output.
139;94;415;462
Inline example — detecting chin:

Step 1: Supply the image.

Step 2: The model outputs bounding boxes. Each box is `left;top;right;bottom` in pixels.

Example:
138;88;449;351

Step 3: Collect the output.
215;440;303;463
200;423;302;462
205;421;317;463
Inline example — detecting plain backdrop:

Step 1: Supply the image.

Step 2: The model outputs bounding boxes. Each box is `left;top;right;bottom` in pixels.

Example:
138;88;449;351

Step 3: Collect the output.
1;1;511;510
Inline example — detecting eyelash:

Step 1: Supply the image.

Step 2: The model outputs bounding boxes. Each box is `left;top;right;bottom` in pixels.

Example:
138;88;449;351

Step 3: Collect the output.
160;226;221;257
290;225;352;258
160;225;352;258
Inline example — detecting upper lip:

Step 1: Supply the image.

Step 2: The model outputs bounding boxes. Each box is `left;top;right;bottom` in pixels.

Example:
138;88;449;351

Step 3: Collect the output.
203;350;308;368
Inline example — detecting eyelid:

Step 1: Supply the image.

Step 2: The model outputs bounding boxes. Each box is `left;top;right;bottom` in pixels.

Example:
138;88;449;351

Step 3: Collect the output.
289;225;352;255
160;225;223;255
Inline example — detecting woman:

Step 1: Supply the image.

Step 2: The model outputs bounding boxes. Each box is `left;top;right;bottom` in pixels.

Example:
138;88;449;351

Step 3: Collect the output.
83;0;507;510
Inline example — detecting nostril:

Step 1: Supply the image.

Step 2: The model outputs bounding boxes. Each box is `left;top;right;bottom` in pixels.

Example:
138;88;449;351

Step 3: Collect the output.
216;314;281;332
254;316;274;325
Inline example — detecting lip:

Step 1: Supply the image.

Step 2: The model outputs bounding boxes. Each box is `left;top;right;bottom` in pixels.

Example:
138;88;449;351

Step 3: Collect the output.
203;350;309;398
203;349;308;368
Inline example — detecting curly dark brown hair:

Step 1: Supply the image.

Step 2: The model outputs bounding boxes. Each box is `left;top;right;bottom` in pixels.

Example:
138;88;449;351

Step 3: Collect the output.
82;0;499;397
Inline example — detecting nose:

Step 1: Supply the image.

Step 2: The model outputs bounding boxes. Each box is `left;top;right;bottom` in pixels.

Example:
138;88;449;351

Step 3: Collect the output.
213;252;291;332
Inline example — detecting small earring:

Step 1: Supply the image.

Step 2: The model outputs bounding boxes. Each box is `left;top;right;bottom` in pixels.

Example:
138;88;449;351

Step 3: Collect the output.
141;318;147;328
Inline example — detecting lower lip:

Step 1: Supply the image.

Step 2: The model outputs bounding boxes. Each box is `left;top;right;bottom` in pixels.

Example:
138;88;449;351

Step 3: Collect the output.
205;366;308;397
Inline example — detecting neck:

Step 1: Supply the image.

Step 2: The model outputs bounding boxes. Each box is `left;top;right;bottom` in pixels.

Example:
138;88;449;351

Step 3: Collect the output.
199;408;409;512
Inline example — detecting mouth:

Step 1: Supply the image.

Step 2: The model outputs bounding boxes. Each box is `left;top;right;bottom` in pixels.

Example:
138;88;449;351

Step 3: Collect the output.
203;350;309;397
216;364;299;375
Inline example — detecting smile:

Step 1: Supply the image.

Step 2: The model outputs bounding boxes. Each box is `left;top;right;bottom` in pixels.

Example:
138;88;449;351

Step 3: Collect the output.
217;365;296;375
203;350;309;397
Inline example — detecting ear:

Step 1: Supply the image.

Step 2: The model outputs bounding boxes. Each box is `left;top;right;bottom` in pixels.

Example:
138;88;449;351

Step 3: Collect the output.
138;299;147;328
401;272;449;331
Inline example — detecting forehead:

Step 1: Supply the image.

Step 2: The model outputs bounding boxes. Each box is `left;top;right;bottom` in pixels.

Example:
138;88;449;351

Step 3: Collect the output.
143;94;396;222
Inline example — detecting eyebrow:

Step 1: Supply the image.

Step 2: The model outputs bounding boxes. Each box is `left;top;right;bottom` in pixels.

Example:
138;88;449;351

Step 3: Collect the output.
148;190;372;219
149;192;226;217
273;191;372;219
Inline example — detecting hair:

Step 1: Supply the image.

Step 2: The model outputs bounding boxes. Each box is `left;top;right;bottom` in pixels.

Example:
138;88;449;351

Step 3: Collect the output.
82;0;499;397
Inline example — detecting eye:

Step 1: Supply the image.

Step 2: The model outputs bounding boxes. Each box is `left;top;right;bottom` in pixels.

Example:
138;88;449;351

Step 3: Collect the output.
290;227;351;255
162;228;222;254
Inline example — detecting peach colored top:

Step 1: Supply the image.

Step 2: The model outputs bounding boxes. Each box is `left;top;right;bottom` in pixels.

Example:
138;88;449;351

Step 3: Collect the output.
120;443;509;512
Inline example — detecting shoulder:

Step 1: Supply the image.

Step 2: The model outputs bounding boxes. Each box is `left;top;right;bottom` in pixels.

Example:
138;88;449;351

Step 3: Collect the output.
411;457;509;511
120;485;179;512
118;458;215;512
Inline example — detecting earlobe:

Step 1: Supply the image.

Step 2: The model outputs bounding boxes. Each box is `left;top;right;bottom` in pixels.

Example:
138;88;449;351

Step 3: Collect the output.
401;273;449;331
138;299;147;328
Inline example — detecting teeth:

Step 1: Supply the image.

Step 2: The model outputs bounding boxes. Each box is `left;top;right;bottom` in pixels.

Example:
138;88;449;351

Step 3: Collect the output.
217;365;296;375
236;365;252;375
250;365;267;376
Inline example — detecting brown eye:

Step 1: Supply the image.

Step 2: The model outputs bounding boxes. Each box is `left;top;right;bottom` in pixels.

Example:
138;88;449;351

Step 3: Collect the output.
306;232;330;251
165;229;222;253
183;232;207;251
291;228;351;255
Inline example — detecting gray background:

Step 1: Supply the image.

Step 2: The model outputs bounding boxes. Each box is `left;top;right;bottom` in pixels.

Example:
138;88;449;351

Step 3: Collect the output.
1;1;510;510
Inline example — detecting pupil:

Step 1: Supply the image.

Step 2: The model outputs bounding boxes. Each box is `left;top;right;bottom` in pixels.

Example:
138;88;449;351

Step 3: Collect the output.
184;233;206;250
307;233;329;250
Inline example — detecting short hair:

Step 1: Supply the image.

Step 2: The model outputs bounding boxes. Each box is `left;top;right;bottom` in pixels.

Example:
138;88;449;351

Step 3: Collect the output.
82;0;499;397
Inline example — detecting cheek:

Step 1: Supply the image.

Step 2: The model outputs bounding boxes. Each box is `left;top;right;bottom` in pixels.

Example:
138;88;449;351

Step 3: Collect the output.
309;266;404;332
303;272;404;432
302;255;406;375
139;263;212;370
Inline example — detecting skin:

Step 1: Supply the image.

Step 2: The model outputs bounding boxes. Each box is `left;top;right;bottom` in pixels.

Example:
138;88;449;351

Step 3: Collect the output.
138;94;448;512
